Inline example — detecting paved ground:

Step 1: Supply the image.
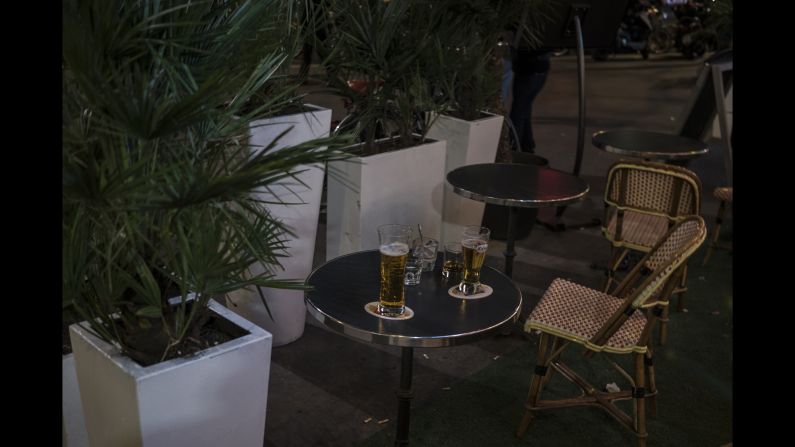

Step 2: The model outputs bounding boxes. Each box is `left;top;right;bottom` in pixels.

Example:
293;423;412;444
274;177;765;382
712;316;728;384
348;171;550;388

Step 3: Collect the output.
261;52;733;447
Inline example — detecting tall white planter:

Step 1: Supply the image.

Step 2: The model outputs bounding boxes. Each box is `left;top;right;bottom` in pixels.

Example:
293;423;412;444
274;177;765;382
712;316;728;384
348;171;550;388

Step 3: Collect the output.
226;105;332;346
70;299;272;447
63;353;88;447
326;138;446;259
426;112;504;244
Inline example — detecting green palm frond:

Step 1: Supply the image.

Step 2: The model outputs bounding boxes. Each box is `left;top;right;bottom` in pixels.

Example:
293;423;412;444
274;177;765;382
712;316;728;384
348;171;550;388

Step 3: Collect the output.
63;0;352;365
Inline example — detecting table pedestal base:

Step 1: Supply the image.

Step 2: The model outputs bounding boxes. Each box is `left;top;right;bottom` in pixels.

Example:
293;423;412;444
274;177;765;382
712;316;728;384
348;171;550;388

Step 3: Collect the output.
395;347;414;446
504;207;539;278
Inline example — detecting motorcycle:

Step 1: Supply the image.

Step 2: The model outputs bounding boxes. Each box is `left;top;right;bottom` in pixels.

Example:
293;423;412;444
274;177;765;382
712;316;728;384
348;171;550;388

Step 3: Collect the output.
592;0;658;61
645;3;678;54
671;1;715;59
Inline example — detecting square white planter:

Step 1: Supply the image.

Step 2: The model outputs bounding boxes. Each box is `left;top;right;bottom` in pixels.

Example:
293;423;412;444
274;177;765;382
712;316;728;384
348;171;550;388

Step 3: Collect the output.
426;112;504;243
70;299;273;447
326;137;447;259
63;353;88;447
226;105;331;346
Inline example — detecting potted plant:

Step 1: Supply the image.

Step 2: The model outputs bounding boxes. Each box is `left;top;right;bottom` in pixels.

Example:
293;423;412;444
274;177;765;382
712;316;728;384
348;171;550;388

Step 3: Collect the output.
62;1;349;446
62;307;88;447
424;0;551;243
223;0;340;347
313;0;452;258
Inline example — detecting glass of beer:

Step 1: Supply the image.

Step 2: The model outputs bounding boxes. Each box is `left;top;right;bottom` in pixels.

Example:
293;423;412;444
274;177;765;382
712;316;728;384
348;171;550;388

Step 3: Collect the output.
458;226;490;295
441;242;463;280
377;224;413;316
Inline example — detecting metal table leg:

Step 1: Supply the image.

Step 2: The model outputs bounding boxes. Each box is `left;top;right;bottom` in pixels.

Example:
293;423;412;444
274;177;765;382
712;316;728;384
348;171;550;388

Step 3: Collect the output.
395;347;414;446
504;207;539;278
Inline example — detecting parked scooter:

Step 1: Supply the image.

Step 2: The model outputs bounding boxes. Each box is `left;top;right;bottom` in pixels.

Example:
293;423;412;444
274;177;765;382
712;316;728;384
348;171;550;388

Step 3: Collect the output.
672;1;714;59
592;0;657;61
645;3;678;54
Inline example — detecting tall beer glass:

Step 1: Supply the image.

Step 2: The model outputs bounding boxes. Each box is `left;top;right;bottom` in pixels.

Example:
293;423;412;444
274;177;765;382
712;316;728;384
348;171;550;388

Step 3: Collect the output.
377;224;413;316
459;226;490;295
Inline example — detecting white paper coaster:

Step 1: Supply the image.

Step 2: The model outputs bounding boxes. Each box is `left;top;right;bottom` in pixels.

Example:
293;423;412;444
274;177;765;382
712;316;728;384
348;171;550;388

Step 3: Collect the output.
448;284;494;300
364;302;415;320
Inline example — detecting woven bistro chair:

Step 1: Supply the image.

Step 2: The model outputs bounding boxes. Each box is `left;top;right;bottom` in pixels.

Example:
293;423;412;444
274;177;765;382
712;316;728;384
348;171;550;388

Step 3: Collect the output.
516;216;707;447
702;186;733;266
601;160;701;344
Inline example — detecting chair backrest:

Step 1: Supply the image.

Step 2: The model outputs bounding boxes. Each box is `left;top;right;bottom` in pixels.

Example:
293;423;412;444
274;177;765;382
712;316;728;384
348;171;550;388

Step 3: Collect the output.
604;160;702;220
589;216;707;348
628;215;707;308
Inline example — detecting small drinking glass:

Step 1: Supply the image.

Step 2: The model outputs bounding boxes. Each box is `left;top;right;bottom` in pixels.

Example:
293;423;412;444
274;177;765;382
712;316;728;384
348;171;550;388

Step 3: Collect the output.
377;224;413;316
403;252;424;286
441;242;463;280
413;237;439;272
458;226;490;295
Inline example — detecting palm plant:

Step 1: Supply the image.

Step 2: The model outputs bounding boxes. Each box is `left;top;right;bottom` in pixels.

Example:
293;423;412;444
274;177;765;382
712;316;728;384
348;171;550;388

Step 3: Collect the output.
312;0;450;154
424;0;553;121
63;0;351;366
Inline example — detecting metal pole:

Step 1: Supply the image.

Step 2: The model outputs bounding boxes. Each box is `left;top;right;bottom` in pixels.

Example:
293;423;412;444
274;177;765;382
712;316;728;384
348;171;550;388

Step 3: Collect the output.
552;14;588;225
504;207;517;278
395;347;414;446
572;14;586;178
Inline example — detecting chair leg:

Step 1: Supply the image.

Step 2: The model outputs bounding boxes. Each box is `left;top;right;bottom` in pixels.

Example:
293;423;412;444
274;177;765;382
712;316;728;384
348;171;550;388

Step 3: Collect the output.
702;200;727;266
634;353;648;447
603;247;628;293
645;349;657;418
517;332;553;438
541;337;562;389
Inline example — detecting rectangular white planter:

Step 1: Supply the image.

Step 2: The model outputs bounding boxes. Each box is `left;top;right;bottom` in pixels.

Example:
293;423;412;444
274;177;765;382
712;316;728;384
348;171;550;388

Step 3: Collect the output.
70;299;273;447
326;137;447;259
226;105;331;346
63;353;88;447
426;112;504;243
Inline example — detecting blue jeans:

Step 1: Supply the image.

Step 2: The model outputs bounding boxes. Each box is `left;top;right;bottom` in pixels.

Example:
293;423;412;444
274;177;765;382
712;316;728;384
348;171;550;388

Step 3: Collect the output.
509;70;549;153
501;59;513;106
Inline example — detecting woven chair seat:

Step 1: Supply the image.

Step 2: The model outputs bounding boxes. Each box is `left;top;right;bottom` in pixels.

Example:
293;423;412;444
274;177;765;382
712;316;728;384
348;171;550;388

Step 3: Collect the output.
525;278;648;354
713;187;732;202
604;209;670;251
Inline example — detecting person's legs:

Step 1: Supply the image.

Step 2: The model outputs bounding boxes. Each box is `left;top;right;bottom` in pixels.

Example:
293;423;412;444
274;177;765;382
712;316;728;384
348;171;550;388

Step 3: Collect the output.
510;71;549;153
299;42;313;79
501;58;513;111
509;72;532;152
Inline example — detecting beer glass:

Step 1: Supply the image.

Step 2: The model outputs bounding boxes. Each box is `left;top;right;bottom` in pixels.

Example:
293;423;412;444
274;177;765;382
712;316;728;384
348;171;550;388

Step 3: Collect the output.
458;226;490;295
441;242;463;280
377;224;413;316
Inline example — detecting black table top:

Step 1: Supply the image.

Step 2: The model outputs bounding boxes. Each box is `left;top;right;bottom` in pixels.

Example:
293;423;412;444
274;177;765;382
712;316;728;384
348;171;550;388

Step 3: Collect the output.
446;163;589;208
592;129;709;160
305;250;522;348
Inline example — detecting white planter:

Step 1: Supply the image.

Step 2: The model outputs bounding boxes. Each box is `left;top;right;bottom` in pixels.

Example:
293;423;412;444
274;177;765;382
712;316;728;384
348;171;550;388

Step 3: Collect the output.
63;353;88;447
70;299;273;447
426;112;504;243
226;104;332;346
326;137;447;259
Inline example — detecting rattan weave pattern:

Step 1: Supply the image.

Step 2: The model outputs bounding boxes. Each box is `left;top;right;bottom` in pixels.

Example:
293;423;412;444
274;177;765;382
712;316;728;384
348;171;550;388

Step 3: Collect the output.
605;162;701;217
604;209;670;248
636;218;707;306
525;278;647;354
714;186;733;202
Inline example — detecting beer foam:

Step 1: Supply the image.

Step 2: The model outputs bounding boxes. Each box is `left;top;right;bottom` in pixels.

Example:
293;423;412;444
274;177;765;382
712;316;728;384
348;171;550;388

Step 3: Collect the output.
380;241;409;256
462;238;488;253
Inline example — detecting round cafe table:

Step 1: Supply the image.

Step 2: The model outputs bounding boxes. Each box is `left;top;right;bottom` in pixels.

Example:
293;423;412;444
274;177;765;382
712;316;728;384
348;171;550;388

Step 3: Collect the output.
592;129;709;162
306;250;522;447
447;163;589;278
